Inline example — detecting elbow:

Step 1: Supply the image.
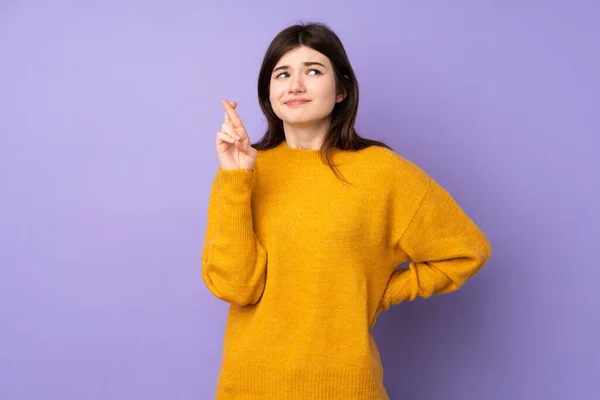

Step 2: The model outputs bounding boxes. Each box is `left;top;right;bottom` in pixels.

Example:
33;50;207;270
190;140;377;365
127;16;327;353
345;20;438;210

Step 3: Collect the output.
201;261;265;307
479;234;493;266
442;235;493;288
200;239;268;306
411;233;492;299
466;234;492;279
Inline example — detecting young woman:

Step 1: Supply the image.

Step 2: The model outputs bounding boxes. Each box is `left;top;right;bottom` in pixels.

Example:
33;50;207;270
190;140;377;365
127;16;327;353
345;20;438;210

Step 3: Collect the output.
202;22;492;400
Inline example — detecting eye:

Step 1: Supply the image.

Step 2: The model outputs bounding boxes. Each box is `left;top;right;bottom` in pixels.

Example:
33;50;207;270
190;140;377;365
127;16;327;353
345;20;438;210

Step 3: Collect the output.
274;69;322;79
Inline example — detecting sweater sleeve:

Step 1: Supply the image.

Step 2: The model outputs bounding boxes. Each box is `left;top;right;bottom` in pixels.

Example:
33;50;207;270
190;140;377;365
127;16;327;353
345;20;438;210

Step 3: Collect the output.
378;176;492;312
201;167;267;306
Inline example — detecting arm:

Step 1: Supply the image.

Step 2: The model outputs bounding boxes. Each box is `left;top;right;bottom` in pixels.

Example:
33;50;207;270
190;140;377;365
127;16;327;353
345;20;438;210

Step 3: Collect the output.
378;177;492;312
201;167;267;306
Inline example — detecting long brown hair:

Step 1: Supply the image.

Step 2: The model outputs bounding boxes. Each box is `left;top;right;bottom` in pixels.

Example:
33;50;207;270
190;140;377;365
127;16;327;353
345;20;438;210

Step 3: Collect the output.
253;22;392;183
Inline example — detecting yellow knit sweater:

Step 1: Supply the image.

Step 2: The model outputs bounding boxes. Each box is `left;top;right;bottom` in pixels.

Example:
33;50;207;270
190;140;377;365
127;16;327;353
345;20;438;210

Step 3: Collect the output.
201;140;492;399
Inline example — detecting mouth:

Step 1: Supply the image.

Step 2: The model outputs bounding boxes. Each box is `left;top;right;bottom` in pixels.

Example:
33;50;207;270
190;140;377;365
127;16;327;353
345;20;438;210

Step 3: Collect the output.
285;100;311;107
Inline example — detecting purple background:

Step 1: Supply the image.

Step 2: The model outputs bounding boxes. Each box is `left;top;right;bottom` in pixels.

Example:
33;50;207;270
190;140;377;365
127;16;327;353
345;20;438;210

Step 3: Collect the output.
1;1;598;399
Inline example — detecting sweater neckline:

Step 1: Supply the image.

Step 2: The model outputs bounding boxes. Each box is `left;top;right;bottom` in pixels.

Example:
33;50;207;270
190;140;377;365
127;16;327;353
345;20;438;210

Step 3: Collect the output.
276;140;324;161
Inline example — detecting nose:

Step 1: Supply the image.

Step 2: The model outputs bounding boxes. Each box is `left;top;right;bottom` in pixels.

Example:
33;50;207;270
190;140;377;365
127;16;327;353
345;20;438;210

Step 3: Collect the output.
288;74;306;94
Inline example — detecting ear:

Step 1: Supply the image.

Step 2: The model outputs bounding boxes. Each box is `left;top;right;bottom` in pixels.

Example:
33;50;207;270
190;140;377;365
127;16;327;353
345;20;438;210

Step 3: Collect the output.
336;75;350;103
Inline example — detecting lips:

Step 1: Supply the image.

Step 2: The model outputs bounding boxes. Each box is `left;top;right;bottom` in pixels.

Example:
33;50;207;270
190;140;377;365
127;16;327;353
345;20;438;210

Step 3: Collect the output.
285;99;310;106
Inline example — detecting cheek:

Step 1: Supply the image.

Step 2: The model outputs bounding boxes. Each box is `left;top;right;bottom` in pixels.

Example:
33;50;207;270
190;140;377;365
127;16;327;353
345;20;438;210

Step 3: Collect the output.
312;80;337;102
269;84;284;105
270;81;284;96
269;85;285;118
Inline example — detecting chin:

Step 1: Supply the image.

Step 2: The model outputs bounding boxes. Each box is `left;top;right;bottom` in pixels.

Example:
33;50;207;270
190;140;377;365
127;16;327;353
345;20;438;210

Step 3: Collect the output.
280;111;331;126
282;115;319;125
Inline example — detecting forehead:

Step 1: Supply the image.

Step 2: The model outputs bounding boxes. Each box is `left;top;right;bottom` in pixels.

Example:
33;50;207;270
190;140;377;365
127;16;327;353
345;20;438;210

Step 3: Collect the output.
274;45;330;67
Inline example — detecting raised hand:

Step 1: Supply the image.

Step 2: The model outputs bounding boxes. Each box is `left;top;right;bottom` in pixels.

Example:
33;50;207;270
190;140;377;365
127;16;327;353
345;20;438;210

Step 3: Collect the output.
216;99;258;171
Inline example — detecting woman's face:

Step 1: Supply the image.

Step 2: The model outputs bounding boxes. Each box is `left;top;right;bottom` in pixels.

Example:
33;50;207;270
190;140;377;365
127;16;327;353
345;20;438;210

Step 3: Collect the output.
269;45;345;126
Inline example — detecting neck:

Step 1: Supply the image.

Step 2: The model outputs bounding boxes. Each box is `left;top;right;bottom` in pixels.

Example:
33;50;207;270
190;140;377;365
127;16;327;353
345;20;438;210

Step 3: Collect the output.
282;116;331;150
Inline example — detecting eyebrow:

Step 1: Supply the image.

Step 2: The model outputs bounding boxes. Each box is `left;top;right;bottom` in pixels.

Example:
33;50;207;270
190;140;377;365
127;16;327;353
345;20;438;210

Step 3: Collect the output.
272;61;326;74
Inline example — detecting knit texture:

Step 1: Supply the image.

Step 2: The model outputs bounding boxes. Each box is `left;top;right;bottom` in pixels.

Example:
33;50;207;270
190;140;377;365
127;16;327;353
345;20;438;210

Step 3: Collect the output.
201;140;492;399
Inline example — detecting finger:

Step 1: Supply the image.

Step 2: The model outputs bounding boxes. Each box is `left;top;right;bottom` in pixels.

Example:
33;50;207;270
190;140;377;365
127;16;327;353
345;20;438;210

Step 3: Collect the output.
221;99;244;130
222;122;241;140
223;101;236;127
216;131;237;144
222;99;237;109
218;126;239;142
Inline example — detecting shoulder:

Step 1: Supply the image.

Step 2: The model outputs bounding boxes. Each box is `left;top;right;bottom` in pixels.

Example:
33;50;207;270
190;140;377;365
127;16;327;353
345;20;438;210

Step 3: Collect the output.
360;145;431;192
